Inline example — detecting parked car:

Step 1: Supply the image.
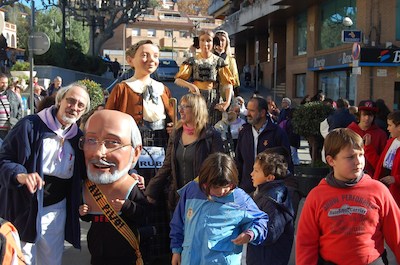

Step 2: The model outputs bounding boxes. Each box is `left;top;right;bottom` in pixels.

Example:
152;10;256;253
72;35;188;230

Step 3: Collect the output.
153;59;179;81
106;68;134;92
106;58;179;91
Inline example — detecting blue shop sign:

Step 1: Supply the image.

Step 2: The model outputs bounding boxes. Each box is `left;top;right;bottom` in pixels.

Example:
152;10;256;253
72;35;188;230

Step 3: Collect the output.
360;47;400;66
342;30;362;43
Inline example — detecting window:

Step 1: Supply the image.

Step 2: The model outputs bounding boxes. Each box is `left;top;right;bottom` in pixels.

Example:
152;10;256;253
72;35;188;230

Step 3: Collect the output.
318;70;355;104
296;12;307;55
397;0;400;40
295;74;306;98
179;30;188;38
319;0;356;49
147;29;156;37
132;28;140;37
165;30;173;38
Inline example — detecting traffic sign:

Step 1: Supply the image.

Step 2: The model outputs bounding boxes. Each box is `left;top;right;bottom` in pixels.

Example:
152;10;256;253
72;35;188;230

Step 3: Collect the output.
28;32;50;55
342;30;362;43
352;42;361;60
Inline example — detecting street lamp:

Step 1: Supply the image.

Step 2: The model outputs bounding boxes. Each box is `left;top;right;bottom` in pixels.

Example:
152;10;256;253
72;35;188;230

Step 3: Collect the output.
37;0;148;56
343;17;353;27
171;30;176;60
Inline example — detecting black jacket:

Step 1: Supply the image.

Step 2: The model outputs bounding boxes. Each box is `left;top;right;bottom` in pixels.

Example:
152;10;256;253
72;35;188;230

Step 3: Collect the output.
247;180;295;265
145;125;223;210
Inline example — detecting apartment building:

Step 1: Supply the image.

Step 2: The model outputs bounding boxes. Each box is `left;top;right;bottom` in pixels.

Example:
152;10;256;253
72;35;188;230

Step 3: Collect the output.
0;9;17;49
211;0;400;110
101;1;222;67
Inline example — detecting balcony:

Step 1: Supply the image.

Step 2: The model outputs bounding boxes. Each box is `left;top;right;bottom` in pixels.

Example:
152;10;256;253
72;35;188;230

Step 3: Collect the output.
160;37;193;49
159;15;189;23
223;0;287;35
208;0;231;19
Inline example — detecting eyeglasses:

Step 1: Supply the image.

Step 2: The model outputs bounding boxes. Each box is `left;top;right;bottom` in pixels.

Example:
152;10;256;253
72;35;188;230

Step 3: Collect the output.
79;137;132;153
178;104;192;111
65;97;86;111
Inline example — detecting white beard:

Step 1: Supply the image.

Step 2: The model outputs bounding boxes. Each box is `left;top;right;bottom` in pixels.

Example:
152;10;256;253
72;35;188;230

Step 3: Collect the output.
87;152;134;184
61;114;77;125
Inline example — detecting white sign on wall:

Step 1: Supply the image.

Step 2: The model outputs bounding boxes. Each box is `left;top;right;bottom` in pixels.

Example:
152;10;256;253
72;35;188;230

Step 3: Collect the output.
377;69;387;77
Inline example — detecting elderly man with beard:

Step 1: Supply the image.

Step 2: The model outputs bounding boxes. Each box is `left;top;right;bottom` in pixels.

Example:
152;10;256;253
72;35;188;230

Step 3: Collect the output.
235;96;291;194
79;109;148;265
0;83;90;265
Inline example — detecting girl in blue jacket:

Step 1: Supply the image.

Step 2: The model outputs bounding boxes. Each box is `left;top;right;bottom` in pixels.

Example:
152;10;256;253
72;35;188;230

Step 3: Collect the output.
170;152;269;265
247;152;295;265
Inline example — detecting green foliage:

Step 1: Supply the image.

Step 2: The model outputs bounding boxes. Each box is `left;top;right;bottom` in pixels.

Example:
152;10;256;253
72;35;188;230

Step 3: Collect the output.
3;4;30;49
292;102;333;166
177;0;209;15
34;40;108;75
34;42;66;67
77;79;104;111
35;7;90;53
148;0;161;8
10;61;30;71
292;102;333;138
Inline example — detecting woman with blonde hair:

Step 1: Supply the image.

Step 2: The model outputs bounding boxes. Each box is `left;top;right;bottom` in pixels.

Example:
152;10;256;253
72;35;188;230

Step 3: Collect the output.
175;30;235;125
214;30;240;97
146;93;223;210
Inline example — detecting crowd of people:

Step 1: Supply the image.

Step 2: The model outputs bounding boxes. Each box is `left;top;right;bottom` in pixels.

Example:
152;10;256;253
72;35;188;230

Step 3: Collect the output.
0;31;399;265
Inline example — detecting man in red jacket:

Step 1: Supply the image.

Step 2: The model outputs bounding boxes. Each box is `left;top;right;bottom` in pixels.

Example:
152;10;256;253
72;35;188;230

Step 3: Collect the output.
347;100;387;176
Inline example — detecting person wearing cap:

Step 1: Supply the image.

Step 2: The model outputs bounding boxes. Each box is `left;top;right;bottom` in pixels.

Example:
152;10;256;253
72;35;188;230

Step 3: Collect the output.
347;100;387;176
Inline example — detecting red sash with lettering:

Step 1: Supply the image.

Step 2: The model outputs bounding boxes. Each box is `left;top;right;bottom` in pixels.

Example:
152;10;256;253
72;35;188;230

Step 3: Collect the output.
85;180;143;265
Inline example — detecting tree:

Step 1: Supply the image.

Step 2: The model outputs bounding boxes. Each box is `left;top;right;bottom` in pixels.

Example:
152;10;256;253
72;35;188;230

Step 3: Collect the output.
1;0;149;56
35;7;89;53
176;0;209;15
2;3;30;49
67;0;149;56
292;102;333;166
0;0;20;7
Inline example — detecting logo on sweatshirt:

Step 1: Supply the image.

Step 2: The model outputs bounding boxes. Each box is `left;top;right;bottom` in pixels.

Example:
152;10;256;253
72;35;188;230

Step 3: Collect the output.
328;204;367;217
186;208;194;220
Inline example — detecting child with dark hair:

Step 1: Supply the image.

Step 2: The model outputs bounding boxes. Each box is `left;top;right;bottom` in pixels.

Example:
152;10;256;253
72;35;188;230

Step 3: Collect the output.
247;152;294;265
375;98;391;134
170;152;268;265
262;147;299;217
297;128;400;264
374;110;400;206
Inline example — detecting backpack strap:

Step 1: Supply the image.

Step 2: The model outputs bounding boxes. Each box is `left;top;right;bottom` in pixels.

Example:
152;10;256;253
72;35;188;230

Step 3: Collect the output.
0;218;25;265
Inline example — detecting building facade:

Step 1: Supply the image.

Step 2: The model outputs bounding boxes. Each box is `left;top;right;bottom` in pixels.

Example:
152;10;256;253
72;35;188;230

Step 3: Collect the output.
212;0;400;110
101;1;222;68
0;9;17;49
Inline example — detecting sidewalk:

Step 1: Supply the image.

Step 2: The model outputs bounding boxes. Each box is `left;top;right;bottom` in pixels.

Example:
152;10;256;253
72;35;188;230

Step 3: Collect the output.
237;84;283;104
